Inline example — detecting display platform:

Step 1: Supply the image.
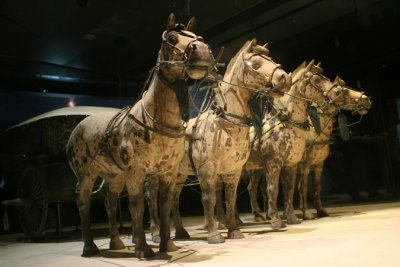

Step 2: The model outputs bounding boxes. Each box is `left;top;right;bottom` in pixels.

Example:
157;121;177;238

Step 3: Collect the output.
1;200;399;267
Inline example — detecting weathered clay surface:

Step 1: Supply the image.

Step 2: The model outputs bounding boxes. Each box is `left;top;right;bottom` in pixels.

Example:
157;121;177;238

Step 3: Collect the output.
245;61;345;228
146;39;292;244
66;13;214;258
297;79;372;220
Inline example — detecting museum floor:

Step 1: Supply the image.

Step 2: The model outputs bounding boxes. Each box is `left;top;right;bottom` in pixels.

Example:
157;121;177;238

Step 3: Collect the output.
1;200;399;267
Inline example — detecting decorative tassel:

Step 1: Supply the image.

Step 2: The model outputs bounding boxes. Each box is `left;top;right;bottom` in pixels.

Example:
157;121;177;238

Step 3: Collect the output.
308;106;321;135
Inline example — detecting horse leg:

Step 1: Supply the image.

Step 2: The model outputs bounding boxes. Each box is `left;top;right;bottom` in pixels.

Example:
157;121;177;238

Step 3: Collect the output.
76;170;99;256
215;176;227;229
144;175;161;243
158;170;178;253
172;173;190;239
313;163;329;217
247;172;265;222
281;166;301;224
126;172;154;259
222;173;244;239
298;163;314;220
105;176;126;250
264;163;286;229
198;162;225;244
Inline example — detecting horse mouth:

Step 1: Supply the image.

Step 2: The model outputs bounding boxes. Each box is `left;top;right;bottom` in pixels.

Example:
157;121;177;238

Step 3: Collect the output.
186;63;210;79
270;88;285;97
266;85;285;97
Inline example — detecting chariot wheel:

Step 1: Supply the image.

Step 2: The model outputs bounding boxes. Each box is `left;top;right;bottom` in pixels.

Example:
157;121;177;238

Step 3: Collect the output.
17;164;48;241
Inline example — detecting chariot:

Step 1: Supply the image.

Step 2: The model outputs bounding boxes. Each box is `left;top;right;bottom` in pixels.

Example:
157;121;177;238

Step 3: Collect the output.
0;106;119;240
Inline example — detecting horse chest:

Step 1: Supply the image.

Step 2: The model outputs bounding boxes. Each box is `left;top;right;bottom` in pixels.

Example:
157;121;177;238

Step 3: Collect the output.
306;145;330;164
198;124;250;164
117;131;185;173
262;126;307;164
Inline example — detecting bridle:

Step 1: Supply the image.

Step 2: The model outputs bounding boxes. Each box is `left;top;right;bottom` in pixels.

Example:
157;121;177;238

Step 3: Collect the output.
158;29;213;77
211;52;286;127
125;28;214;139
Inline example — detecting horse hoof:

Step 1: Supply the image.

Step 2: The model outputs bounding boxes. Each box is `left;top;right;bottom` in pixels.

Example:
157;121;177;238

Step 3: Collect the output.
208;233;225;244
254;214;266;222
228;229;244;239
287;214;301;225
135;246;155;259
270;217;286;229
175;228;190;239
317;209;329;218
152;234;161;243
303;212;315;220
160;239;178;252
82;244;100;257
110;239;126;250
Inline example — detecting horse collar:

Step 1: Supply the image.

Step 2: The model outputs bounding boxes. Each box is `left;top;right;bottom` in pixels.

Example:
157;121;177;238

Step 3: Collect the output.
155;69;190;122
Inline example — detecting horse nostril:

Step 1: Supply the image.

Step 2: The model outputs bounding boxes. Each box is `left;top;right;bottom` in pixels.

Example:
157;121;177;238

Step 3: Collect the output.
191;44;197;51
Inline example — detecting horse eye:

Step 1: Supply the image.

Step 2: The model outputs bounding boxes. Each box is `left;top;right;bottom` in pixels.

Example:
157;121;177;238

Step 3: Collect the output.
251;59;261;70
167;34;178;45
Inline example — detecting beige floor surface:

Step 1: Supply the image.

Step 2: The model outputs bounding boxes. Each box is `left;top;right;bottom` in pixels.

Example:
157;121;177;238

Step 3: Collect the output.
1;200;399;267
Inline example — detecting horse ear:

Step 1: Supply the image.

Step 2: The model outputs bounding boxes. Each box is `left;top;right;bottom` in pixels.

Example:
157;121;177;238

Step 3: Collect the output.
306;59;315;71
247;38;257;51
334;75;340;83
167;13;177;31
186;16;197;32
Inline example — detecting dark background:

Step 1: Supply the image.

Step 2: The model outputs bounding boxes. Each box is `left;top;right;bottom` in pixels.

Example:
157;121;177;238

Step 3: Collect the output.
1;0;399;234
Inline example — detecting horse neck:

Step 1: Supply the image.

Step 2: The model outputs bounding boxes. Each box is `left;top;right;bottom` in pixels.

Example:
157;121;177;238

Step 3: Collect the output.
220;72;253;118
317;113;335;139
286;80;310;123
141;69;184;128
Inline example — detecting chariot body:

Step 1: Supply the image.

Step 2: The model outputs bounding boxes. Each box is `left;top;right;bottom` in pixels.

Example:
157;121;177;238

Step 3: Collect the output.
0;106;119;240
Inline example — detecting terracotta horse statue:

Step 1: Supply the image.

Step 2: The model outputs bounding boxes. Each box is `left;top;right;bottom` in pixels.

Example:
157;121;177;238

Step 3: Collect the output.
297;78;372;220
176;39;291;243
145;39;292;244
66;13;214;258
246;76;372;223
244;60;345;229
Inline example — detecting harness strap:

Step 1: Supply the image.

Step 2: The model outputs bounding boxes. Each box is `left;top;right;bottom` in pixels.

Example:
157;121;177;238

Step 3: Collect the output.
128;113;185;139
220;112;253;127
275;112;310;131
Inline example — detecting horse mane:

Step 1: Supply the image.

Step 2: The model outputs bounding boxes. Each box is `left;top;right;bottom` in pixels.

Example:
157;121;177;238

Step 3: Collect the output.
274;61;308;110
291;61;307;80
225;40;252;78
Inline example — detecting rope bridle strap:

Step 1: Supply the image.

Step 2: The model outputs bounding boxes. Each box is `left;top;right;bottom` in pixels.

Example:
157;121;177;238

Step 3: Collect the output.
126;29;214;139
209;53;285;128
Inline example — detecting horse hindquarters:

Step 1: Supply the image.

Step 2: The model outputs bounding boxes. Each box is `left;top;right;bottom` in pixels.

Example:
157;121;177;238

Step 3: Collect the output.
197;162;225;244
220;173;245;239
172;173;190;239
263;161;286;229
144;175;161;243
104;175;126;250
311;163;329;217
297;163;315;220
280;166;301;224
67;123;102;256
247;172;266;222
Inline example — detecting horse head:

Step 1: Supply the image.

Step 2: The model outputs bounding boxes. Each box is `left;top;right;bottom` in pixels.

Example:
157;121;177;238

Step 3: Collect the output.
327;76;372;115
225;38;291;98
293;60;342;105
159;13;214;80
